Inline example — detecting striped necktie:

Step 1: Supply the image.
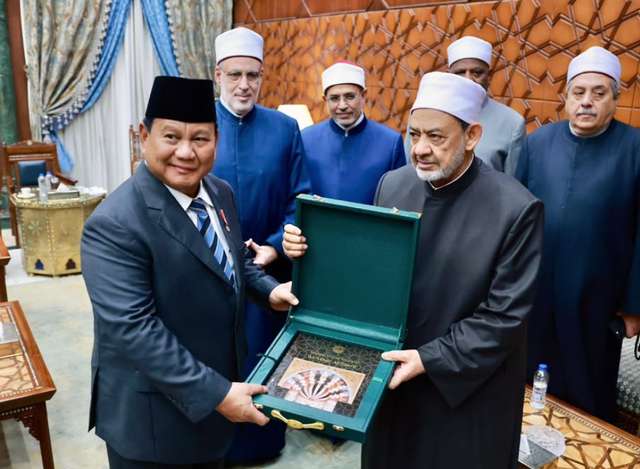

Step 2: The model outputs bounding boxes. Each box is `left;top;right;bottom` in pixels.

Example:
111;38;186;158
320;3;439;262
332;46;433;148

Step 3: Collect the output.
189;198;234;285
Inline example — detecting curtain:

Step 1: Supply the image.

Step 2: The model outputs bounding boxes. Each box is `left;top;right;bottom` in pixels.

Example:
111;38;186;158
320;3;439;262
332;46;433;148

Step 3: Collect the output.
56;0;161;192
51;0;132;172
22;0;115;170
139;0;179;76
23;0;231;190
165;0;232;79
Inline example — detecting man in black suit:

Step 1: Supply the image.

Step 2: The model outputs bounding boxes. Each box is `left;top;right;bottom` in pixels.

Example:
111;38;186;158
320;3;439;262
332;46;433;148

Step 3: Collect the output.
82;76;297;469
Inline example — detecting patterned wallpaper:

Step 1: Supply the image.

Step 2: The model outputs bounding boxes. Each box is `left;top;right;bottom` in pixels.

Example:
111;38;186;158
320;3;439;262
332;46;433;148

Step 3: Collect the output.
235;0;640;135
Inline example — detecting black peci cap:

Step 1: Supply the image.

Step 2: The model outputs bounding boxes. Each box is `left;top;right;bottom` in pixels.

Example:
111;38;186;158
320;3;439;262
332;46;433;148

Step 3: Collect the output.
145;76;216;123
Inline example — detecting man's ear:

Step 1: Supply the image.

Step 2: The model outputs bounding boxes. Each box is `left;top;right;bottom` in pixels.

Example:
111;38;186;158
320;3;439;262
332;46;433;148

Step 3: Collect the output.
139;122;149;154
214;65;222;85
464;123;483;153
361;88;368;101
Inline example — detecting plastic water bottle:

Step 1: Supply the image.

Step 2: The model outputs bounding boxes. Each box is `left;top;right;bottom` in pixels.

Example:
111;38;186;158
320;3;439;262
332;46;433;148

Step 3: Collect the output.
531;364;549;410
37;174;48;203
44;171;53;192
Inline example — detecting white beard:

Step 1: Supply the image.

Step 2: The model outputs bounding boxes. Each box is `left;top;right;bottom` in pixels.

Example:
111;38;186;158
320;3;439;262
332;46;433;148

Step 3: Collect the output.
414;137;467;182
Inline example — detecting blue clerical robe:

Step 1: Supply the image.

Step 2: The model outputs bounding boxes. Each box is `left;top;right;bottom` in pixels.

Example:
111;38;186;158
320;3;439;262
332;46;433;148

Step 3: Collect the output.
516;119;640;422
302;116;406;204
213;101;312;461
213;102;311;255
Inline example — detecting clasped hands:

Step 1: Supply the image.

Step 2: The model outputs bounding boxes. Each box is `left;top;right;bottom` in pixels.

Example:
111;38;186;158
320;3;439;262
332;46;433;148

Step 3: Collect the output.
616;311;640;338
246;238;278;267
282;224;426;389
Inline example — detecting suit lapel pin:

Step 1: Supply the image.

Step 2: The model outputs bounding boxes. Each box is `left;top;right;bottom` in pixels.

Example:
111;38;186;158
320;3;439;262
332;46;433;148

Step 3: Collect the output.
219;209;231;232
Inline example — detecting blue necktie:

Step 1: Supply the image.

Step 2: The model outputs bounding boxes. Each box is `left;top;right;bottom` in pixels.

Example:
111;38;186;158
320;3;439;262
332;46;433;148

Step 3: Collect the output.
189;198;234;285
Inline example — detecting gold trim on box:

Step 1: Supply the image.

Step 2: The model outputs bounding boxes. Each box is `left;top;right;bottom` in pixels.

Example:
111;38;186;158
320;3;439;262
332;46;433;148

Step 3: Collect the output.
271;409;325;430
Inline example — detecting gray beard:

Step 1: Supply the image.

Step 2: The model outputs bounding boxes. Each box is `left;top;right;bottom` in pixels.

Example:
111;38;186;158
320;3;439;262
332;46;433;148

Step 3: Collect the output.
414;137;467;182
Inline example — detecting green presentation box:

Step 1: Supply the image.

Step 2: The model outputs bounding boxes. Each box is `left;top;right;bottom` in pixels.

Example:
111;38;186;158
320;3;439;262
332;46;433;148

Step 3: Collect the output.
247;194;420;443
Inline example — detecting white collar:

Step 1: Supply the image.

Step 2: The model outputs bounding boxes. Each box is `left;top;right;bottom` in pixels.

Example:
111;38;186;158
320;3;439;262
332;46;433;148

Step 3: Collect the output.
428;156;474;191
335;112;365;131
220;94;250;118
164;182;214;211
569;121;610;138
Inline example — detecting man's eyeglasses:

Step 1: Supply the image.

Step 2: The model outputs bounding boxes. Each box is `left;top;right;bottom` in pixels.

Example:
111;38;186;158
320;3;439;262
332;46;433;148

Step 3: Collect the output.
327;93;360;104
222;70;262;84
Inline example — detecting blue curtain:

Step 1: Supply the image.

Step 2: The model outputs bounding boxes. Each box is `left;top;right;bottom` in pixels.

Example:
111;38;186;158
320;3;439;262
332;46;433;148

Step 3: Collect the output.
52;0;133;172
140;0;180;77
83;0;133;111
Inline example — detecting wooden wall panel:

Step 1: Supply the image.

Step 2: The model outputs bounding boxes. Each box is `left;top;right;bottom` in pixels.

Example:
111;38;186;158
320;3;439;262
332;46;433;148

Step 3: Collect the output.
233;0;465;24
235;0;640;135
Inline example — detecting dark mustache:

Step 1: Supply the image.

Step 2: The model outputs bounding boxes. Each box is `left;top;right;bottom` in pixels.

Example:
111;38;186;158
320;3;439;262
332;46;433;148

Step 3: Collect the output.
577;109;597;116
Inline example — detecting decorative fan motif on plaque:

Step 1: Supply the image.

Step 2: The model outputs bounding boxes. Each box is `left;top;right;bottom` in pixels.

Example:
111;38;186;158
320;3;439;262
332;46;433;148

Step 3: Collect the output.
283;369;351;412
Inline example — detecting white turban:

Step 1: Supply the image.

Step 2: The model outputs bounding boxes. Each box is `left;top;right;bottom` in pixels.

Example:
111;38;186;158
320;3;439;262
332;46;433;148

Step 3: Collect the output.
411;72;486;124
447;36;493;68
215;27;263;64
322;61;366;94
567;46;621;83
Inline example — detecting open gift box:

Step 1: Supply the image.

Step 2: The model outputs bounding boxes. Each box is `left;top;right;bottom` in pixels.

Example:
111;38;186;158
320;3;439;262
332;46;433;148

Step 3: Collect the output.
247;194;420;442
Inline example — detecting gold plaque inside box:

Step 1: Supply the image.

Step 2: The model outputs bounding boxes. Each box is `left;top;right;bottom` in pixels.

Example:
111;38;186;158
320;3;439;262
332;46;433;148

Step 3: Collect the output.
266;334;382;416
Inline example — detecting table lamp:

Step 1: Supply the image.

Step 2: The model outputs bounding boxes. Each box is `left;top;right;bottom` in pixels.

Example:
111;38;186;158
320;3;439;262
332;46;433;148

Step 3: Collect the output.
277;104;314;130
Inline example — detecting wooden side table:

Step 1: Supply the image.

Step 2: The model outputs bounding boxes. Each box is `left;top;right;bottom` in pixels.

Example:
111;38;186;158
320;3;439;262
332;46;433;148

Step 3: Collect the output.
522;386;640;468
11;194;105;276
0;301;56;468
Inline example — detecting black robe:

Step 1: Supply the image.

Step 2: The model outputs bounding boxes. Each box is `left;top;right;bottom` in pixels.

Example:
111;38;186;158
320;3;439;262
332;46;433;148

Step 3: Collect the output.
362;159;544;469
516;120;640;422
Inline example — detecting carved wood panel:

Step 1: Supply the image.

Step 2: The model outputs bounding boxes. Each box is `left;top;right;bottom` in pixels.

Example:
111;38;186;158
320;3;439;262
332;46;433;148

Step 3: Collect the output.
236;0;640;134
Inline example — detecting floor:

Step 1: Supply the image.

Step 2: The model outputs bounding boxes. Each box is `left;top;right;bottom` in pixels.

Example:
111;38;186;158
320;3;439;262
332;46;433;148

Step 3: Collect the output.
0;229;361;468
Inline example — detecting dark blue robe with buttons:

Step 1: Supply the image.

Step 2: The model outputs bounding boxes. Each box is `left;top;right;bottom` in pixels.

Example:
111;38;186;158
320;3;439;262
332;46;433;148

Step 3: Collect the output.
301;116;406;204
516;119;640;422
212;101;312;461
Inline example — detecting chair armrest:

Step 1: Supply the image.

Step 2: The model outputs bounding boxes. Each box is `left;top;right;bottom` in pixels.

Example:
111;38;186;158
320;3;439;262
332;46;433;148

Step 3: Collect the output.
54;172;78;186
0;237;11;267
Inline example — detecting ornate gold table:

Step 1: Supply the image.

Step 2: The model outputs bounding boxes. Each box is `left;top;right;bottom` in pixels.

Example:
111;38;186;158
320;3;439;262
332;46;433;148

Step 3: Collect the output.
12;193;105;276
522;386;640;468
0;301;56;468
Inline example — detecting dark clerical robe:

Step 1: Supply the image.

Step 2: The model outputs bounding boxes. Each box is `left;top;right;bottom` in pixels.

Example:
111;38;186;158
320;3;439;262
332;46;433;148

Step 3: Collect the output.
516;119;640;422
363;159;544;469
301;116;406;204
213;101;312;461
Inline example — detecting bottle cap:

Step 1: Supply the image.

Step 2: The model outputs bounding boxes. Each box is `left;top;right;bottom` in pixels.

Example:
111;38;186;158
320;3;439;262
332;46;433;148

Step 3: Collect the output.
46;171;52;175
39;173;44;177
539;364;548;371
